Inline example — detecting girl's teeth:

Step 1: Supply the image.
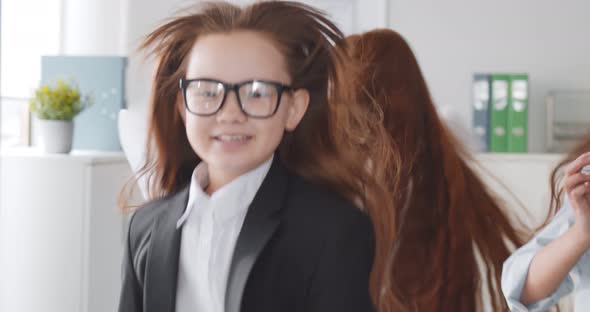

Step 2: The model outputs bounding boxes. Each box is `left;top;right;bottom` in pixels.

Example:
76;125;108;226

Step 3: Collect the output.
218;135;248;142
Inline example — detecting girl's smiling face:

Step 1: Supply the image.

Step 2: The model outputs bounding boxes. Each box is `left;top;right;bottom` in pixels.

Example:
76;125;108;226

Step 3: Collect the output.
183;30;309;187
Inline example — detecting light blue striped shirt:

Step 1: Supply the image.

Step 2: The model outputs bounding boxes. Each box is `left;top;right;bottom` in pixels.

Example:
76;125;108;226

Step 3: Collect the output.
502;198;590;311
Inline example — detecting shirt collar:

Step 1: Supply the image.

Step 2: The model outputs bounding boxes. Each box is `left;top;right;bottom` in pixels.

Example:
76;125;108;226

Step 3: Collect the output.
176;155;274;228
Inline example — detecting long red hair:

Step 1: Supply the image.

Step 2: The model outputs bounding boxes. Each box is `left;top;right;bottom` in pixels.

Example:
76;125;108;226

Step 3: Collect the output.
347;29;526;311
120;1;398;308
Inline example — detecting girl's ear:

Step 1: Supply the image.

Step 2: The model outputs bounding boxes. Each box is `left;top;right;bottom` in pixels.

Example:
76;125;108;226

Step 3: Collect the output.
176;94;186;122
285;88;309;131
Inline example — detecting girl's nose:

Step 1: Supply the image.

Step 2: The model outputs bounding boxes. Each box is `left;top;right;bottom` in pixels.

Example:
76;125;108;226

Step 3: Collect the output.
216;91;247;123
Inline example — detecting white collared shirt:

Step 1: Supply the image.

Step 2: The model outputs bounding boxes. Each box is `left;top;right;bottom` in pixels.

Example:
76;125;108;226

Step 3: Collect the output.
175;156;273;312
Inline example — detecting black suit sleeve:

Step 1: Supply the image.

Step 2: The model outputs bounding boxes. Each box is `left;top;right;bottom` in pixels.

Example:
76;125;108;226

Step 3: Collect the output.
118;213;142;312
307;213;376;312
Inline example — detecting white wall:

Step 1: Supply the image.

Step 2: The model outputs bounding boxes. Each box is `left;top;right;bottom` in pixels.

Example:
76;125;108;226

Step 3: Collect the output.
62;0;128;55
124;0;190;108
388;0;590;152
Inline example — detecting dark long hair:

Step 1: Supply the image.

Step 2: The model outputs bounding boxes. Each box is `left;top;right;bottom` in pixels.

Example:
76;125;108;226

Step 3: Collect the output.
347;29;526;312
120;1;397;308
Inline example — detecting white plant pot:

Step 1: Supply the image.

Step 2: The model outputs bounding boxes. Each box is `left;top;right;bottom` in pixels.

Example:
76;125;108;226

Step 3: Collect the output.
36;119;74;153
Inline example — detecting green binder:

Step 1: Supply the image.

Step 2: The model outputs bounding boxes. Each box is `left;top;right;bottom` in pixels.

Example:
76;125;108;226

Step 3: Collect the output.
489;74;510;152
507;74;528;153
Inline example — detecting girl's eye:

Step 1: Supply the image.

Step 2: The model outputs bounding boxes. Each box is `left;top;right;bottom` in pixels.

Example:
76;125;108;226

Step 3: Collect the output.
198;90;219;97
248;91;265;98
245;84;273;98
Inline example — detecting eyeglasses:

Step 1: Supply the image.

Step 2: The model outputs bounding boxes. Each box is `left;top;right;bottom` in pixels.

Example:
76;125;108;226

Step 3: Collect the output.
179;78;294;118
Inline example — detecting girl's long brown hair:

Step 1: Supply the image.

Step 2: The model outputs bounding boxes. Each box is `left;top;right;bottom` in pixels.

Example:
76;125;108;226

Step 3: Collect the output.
547;135;590;222
347;29;526;312
120;1;399;309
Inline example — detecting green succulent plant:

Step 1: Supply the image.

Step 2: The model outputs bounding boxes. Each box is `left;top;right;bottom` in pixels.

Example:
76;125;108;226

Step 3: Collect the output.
29;79;92;121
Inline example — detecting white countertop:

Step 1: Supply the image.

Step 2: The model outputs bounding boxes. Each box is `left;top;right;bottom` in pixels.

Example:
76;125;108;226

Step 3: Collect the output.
0;147;128;164
476;152;565;162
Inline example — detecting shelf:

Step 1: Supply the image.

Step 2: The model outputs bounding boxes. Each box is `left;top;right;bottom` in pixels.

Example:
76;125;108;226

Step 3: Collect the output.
476;152;565;162
0;147;127;165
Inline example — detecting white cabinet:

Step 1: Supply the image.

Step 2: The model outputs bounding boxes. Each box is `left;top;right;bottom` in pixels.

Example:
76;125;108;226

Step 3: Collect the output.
0;149;133;312
475;153;564;227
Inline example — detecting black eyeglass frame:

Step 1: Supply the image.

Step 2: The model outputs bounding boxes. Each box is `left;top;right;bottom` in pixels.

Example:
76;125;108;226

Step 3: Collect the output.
179;78;295;118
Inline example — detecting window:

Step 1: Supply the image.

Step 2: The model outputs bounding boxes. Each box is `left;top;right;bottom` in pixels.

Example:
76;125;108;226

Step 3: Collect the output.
1;0;62;147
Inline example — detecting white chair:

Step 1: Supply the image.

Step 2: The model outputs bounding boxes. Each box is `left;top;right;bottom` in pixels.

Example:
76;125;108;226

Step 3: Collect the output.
117;108;149;199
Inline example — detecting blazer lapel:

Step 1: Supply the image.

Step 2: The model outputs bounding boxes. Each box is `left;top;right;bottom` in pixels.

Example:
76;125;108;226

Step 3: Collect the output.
145;186;189;312
225;157;289;312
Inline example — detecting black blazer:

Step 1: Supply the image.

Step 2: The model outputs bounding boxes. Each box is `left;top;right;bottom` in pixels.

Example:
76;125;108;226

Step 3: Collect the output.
118;157;375;312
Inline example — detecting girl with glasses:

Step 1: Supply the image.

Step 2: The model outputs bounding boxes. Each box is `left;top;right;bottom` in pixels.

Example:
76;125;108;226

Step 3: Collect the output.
118;1;390;312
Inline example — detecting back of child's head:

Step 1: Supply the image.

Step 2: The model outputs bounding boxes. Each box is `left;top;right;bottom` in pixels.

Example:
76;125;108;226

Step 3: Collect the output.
346;29;526;312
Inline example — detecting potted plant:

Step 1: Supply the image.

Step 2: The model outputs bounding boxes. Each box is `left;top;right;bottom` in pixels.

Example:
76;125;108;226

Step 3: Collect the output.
29;79;91;153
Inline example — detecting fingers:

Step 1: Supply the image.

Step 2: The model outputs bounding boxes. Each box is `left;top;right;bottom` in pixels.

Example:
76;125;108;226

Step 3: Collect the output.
565;172;590;193
569;181;590;202
566;152;590;176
